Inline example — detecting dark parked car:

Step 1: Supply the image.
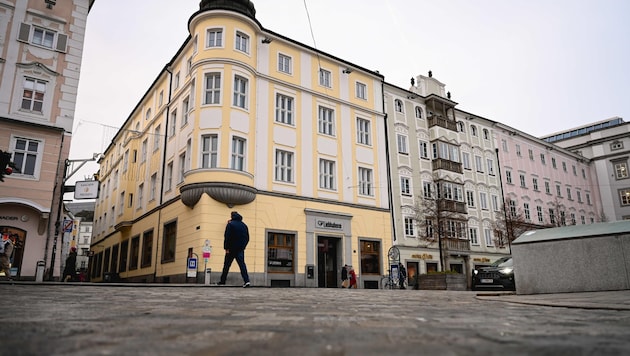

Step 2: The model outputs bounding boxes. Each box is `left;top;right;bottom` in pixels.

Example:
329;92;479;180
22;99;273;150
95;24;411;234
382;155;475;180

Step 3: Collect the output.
471;256;515;291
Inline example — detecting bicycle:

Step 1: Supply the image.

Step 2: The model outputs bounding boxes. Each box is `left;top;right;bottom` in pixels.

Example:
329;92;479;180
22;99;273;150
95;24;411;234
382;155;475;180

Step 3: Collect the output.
380;275;408;289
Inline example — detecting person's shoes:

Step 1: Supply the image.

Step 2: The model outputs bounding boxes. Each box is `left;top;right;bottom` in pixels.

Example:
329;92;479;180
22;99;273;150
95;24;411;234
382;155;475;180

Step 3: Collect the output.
215;282;225;286
243;282;251;288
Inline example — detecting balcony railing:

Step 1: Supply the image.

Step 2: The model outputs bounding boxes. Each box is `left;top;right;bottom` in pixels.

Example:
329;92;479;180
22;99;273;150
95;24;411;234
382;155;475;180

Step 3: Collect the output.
428;115;458;132
432;158;463;174
437;200;468;214
444;237;471;252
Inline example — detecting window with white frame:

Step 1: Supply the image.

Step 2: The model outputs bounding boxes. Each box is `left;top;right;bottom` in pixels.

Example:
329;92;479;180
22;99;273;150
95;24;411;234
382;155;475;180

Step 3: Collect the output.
549;208;556;224
397;134;408;154
620;189;630;206
586;192;591;205
508;199;517;217
466;191;475;207
462;152;471;170
419;141;429;159
356;118;371;145
201;134;218;168
524;203;531;220
501;139;508;152
614;161;629;179
483;128;489;140
552;157;557;169
278;53;292;74
475;155;484;173
319;159;336;190
506;170;512;184
276;94;294;125
540;153;546;165
21;77;46;112
207;28;223;47
123;150;129;173
572;165;577;176
233;75;248;109
119;192;125;215
174;71;180;90
432;141;460;162
404;217;415;237
562;161;567;172
18;23;67;52
358;167;373;196
528;149;534;160
394;99;403;113
457;121;465;132
145;109;151;121
492;195;499;211
487;158;494;175
11;137;41;177
415;106;423;119
137;183;144;210
169;110;177;137
471;125;477;136
275;149;294;183
537;206;544;223
556;184;562;197
519;174;526;188
319;68;331;87
423;181;433;198
182;98;189;126
567;188;572;200
577;190;582;203
165;162;173;191
141;139;148;163
356;82;367;100
469;228;479;245
544;181;550;194
318;106;335;135
231;137;246;171
532;177;539;191
150;173;157;201
159;91;164;107
235;31;249;53
153;125;161;151
479;192;488;210
484;229;493;247
178;153;186;183
401;177;411;196
204;73;221;104
515;144;521;157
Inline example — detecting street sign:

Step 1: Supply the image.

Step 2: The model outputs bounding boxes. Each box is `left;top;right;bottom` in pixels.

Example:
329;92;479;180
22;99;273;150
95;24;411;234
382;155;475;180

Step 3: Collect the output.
187;257;197;278
63;219;73;232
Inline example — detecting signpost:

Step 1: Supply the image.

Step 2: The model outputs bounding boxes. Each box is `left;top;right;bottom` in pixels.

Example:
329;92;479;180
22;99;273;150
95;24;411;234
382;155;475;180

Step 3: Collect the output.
187;257;197;278
203;239;212;285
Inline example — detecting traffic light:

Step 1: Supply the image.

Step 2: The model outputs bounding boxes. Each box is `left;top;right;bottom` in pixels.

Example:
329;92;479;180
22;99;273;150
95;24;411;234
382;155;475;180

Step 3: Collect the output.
0;150;16;182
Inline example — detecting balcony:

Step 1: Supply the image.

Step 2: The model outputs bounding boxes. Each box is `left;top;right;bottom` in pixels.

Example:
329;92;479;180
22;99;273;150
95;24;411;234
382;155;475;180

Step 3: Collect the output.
428;115;458;132
444;237;471;252
437;200;468;214
432;158;463;174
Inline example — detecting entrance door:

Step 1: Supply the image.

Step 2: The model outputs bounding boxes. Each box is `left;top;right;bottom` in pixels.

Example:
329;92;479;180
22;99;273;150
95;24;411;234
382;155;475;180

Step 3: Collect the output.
0;227;25;278
317;236;339;288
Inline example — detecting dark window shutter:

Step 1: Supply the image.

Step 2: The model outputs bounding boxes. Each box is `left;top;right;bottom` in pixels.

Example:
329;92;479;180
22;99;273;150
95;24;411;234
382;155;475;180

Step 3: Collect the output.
56;34;67;52
18;23;30;42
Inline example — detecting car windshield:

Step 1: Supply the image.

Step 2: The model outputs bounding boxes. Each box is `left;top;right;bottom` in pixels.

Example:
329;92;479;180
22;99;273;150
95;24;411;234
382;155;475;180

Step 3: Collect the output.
490;257;512;267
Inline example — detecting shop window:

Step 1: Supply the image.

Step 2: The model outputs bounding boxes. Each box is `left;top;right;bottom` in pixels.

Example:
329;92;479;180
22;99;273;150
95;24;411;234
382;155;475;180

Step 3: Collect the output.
267;232;295;273
129;235;140;270
360;240;381;275
161;221;177;263
141;230;153;268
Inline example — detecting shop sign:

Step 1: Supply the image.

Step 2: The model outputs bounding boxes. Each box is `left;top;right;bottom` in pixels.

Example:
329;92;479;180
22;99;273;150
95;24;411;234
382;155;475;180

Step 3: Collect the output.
0;216;18;221
473;258;491;263
411;253;433;260
74;180;99;199
316;219;342;230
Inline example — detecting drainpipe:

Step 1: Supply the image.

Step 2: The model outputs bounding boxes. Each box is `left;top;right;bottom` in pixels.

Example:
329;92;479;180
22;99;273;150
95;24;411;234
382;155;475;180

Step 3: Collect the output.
382;82;397;244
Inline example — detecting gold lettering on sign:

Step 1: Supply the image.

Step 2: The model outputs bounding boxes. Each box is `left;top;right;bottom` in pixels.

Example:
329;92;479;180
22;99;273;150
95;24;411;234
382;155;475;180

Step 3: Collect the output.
411;254;433;260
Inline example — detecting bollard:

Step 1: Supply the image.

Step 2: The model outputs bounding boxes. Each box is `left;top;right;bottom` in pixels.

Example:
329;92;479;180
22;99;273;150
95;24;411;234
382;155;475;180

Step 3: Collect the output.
204;268;211;285
35;260;45;283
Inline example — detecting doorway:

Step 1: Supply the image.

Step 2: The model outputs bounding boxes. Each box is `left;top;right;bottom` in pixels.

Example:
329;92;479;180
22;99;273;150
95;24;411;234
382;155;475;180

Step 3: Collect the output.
0;227;26;279
317;236;339;288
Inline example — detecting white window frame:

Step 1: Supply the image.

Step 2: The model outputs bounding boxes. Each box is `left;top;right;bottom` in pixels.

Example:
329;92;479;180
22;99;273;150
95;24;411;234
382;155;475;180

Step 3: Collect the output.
319;159;336;190
275;149;294;183
10;136;43;179
355;82;367;100
204;73;221;105
401;177;411;196
419;141;429;159
275;93;294;125
319;68;332;88
21;77;46;113
233;75;248;109
404;217;415;237
469;228;479;245
484;229;493;247
235;31;249;53
356;118;371;146
231;136;246;171
397;134;408;155
278;53;292;74
318;106;335;136
358;167;374;196
201;134;218;168
207;28;223;48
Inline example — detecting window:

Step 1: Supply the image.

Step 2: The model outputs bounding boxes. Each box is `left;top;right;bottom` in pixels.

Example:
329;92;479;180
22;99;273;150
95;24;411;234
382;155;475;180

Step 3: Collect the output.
356;82;367;100
577;191;582;203
549;208;556;224
182;98;189;126
401;177;411;196
572;165;577;176
278;54;292;74
614;161;629;179
552;157;557;169
174;71;180;90
479;192;488;210
267;232;294;273
545;181;551;194
161;221;177;263
137;183;144;209
457;122;465;132
562;161;567;172
540;153;546;165
204;73;221;104
519;174;526;188
319;159;336;190
415;106;423;119
515;144;521;157
404;217;415;236
466;191;475;207
123;150;129;173
178;153;186;182
141;139;147;163
432;141;460;162
169;110;177;137
150;173;157;201
528;149;534;160
19;23;67;52
146;108;152;121
360;240;381;275
582;168;586;179
471;125;477;136
319;68;331;87
508;199;517;217
276;94;294;125
207;28;223;47
567;188;572;200
394;99;403;113
141;230;153;268
524;203;531;220
556;184;562;197
358;167;373;196
501;140;508;152
419;141;429;159
620;189;630;206
153;126;161;151
469;228;479;245
235;31;249;53
119;191;125;215
506;170;512;184
201;134;218;168
159;91;164;107
231;137;246;171
462;152;471;170
356;118;371;145
32;27;55;48
532;178;539;191
21;77;46;112
397;134;408;154
422;181;432;198
484;229;493;247
129;235;140;271
318;106;335;136
475;155;484;173
233;76;248;109
165;162;173;191
275;150;293;183
492;195;499;211
487;159;494;175
483;129;489;140
537;206;544;223
119;240;129;273
11;137;41;177
611;141;624;150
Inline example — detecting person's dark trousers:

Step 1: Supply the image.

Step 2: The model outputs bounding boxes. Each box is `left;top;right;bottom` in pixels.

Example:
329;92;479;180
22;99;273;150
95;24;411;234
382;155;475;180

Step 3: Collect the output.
219;250;250;284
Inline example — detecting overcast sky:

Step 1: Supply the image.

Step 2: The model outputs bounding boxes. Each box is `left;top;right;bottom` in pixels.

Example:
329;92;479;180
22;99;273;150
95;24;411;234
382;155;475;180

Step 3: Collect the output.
68;0;630;186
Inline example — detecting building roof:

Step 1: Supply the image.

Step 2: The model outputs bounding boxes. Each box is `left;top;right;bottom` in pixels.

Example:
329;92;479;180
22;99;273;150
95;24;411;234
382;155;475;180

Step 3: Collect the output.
513;220;630;244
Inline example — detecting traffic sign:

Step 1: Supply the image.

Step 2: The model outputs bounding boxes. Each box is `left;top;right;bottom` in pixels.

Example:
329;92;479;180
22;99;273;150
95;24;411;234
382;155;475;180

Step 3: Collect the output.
187;257;197;278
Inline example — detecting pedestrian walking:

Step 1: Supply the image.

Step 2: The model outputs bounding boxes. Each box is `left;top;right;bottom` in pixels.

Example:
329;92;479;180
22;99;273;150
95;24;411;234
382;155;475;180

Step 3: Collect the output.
0;232;14;281
63;247;77;282
398;263;407;289
217;211;251;287
348;266;357;289
341;264;348;288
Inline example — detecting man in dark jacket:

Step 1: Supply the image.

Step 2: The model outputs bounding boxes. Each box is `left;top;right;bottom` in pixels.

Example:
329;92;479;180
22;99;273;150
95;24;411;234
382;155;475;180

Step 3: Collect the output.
217;211;251;287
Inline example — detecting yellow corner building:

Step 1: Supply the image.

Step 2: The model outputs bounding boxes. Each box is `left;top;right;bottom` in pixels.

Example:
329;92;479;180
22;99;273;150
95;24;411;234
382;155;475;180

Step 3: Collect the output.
90;0;392;288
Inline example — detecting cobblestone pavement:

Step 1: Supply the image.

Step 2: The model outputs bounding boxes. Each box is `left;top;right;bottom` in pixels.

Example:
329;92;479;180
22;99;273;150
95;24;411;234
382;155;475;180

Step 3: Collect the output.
2;283;629;356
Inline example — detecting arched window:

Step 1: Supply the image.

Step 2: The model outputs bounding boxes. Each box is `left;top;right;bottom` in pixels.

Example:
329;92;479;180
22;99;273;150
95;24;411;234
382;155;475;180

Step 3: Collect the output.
483;128;490;140
415;106;423;119
395;99;403;113
471;125;478;136
457;121;465;132
145;108;151;120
